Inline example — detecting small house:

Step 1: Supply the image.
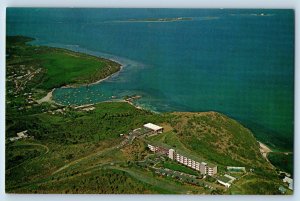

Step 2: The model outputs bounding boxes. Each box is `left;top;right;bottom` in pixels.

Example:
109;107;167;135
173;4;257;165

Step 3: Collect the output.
283;176;293;190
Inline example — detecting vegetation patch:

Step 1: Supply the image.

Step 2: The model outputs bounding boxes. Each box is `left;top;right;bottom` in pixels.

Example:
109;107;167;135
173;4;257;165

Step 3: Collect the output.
268;152;293;176
5;36;287;195
161;160;200;176
169;112;270;169
7;36;121;91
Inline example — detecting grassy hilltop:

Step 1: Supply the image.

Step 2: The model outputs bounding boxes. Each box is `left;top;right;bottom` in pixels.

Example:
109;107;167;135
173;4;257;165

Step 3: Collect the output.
5;36;289;195
150;112;271;169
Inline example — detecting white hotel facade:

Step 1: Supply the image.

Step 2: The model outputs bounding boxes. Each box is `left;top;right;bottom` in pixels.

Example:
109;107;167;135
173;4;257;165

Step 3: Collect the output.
148;144;217;176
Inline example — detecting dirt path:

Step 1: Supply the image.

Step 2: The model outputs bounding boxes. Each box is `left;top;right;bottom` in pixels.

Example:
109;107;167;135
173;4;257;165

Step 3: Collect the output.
7;143;49;172
52;143;121;175
10;142;49;154
7;144;121;191
106;166;196;194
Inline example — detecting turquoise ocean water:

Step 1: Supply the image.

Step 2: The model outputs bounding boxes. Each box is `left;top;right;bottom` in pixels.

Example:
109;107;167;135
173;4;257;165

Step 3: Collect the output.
7;8;294;151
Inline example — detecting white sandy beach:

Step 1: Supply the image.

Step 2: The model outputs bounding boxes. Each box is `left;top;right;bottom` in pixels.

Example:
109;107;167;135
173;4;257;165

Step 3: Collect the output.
36;89;55;104
258;141;272;159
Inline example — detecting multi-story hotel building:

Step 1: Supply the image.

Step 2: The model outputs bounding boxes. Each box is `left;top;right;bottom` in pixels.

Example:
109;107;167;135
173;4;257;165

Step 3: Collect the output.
148;144;217;176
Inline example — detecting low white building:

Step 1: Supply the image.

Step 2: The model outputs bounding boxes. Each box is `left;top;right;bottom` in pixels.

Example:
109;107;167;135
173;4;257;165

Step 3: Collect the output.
283;176;293;190
224;174;236;182
217;174;236;188
10;130;29;142
147;144;158;152
147;144;168;155
17;130;28;138
144;123;164;134
227;166;246;172
9;136;22;142
217;180;231;188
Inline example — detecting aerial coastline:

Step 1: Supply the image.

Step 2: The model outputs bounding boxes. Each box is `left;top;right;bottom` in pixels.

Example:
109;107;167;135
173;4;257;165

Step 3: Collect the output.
6;36;123;106
6;34;293;194
38;61;124;105
5;9;294;195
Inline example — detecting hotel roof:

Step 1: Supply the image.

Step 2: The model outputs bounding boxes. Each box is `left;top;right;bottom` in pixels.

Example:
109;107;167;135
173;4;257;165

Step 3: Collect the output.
144;123;163;131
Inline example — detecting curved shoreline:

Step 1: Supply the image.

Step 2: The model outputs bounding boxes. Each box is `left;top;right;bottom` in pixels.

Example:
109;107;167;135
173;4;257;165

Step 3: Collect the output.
35;45;126;105
36;89;55;104
61;63;124;89
37;63;123;105
33;40;152;110
37;60;144;111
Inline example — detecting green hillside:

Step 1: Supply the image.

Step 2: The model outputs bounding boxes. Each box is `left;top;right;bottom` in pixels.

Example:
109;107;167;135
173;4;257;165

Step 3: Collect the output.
6;36;287;195
147;112;284;194
6;103;284;194
6;36;121;93
169;112;271;169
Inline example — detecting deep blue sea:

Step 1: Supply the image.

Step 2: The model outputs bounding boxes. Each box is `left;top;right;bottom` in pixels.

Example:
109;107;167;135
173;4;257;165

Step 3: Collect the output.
6;8;294;151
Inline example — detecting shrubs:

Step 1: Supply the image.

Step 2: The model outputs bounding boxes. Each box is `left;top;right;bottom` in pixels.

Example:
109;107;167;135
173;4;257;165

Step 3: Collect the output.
7;102;163;145
31;169;158;194
173;112;268;168
268;153;293;176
